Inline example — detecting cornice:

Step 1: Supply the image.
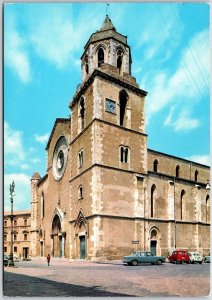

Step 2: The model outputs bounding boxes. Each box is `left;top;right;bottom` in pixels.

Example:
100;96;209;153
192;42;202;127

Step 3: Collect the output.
69;68;147;109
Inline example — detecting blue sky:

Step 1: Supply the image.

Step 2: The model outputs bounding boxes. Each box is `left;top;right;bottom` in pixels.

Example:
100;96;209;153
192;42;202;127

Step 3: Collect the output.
4;2;210;211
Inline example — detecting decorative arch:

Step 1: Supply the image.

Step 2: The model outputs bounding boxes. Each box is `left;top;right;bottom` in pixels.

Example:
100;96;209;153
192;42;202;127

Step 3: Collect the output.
206;195;210;223
151;184;156;218
41;191;45;219
148;226;161;240
148;226;161;256
116;45;125;74
153;159;158;172
176;165;180;178
50;208;65;258
78;96;85;131
119;89;129;127
78;185;83;200
84;54;89;75
74;209;89;237
195;170;198;182
96;45;107;67
52;214;61;234
180;190;186;220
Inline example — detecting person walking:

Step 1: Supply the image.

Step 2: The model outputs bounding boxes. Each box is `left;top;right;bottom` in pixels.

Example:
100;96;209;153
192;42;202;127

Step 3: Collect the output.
47;254;51;266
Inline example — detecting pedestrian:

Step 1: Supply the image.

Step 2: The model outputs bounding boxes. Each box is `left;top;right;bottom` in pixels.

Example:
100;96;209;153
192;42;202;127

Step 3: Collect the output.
47;254;50;266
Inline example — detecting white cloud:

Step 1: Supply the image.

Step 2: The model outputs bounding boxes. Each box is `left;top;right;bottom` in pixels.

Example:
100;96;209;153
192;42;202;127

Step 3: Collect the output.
30;158;41;164
4;16;31;83
4;173;31;211
141;4;183;63
4;122;41;169
164;107;200;131
186;155;210;166
27;5;102;69
34;133;49;144
4;122;25;165
146;28;209;129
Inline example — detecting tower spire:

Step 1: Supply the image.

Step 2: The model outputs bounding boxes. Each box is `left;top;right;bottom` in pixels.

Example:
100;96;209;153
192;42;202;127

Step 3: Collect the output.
100;14;116;32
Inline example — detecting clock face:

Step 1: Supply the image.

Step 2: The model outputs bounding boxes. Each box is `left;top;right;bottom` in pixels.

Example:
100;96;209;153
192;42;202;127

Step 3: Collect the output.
105;98;116;114
52;137;68;181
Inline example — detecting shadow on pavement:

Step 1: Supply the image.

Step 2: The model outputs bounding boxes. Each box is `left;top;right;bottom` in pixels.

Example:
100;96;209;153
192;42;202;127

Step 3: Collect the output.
4;271;131;297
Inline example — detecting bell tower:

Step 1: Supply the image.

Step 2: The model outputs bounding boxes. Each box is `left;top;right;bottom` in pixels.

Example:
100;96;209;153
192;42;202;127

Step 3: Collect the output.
81;15;132;81
69;16;148;260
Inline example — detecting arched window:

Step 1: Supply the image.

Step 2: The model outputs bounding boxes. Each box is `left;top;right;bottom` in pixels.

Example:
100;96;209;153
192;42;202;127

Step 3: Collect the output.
206;195;210;223
98;48;104;67
119;90;128;126
85;63;89;75
79;96;85;131
78;150;84;168
176;165;180;177
195;170;198;182
153;160;158;172
78;185;83;200
120;146;129;163
85;55;89;75
180;190;186;220
117;48;123;74
151;184;156;218
41;191;45;219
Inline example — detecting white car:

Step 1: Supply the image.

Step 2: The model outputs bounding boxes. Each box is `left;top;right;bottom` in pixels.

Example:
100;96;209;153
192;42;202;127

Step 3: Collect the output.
188;252;203;264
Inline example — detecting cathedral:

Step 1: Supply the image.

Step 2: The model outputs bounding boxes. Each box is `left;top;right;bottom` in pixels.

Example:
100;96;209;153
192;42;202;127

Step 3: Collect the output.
31;16;210;260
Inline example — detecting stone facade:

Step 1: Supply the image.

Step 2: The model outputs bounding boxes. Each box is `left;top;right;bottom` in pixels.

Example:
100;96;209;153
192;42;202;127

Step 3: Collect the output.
4;210;31;259
31;16;210;260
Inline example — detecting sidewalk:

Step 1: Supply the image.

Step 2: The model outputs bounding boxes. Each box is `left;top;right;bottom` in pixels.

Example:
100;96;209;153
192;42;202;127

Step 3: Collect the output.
31;256;123;265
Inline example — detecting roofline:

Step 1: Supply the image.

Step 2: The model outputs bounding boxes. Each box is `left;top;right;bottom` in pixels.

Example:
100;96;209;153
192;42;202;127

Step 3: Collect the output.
37;174;48;187
4;210;31;216
148;148;210;168
84;29;127;51
69;68;147;109
45;118;70;150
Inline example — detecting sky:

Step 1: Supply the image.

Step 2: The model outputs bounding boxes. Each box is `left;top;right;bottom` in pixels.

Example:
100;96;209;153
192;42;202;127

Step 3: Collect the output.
4;2;210;211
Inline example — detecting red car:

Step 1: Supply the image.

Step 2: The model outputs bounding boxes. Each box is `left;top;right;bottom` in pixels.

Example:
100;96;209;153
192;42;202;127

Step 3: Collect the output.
168;250;190;264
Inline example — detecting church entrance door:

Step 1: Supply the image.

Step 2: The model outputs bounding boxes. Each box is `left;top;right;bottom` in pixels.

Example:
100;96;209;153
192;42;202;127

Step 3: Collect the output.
80;236;86;259
150;240;157;256
52;215;62;257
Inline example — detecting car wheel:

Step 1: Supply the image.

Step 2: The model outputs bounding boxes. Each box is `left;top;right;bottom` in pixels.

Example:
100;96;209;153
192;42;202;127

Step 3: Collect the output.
157;260;162;265
199;261;202;264
132;260;138;266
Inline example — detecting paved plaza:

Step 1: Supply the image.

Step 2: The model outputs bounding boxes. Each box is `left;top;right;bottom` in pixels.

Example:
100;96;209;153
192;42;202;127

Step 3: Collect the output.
3;258;210;297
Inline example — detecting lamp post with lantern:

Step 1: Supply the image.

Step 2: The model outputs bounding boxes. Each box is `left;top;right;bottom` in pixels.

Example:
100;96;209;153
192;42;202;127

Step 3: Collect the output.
8;181;15;267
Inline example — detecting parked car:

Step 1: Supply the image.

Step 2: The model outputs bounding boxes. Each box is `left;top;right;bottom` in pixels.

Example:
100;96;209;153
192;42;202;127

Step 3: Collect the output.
204;256;210;263
188;252;203;264
123;251;166;266
168;250;190;264
4;255;9;266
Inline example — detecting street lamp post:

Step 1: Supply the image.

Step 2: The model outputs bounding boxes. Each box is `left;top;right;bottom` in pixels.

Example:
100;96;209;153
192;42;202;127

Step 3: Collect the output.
8;181;15;267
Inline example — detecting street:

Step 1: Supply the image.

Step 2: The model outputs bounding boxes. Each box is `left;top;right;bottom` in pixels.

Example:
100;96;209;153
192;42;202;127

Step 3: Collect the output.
3;258;210;297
